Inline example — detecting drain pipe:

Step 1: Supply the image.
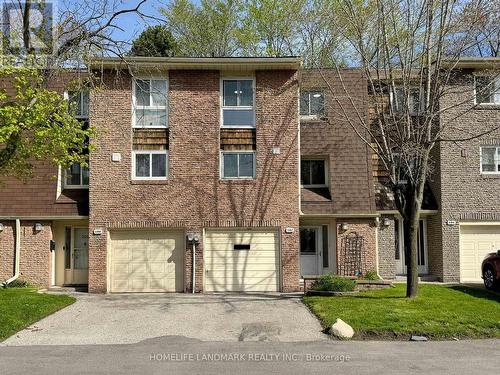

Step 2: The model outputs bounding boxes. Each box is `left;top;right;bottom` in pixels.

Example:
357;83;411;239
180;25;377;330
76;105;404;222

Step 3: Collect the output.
4;219;21;286
187;234;199;294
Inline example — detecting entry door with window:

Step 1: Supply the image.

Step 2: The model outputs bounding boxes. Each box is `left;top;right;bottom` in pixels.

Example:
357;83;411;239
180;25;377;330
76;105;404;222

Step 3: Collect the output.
395;219;428;275
64;227;89;285
300;227;323;276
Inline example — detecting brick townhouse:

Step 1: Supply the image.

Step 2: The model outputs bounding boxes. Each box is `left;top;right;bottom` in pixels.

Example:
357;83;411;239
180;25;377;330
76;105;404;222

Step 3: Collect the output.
1;57;499;292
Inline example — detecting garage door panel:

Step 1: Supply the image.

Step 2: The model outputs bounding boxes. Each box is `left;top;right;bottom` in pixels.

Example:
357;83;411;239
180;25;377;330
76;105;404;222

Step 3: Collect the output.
110;230;184;293
204;230;279;292
460;225;500;282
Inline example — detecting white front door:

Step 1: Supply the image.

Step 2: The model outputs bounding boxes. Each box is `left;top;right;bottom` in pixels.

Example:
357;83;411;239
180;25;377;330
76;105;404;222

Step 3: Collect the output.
300;227;323;276
64;227;89;285
395;219;428;275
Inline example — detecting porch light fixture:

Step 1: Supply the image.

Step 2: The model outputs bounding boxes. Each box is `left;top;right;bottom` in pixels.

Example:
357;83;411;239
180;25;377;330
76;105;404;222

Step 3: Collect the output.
0;223;4;232
34;223;43;232
340;223;348;231
382;218;391;227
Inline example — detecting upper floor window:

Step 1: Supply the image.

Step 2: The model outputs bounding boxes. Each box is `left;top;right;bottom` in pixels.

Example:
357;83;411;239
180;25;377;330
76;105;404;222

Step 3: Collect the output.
221;78;255;128
132;150;168;180
301;159;327;187
480;146;500;174
133;78;167;128
65;163;89;188
66;91;89;119
300;90;324;118
391;87;423;115
475;76;500;105
221;151;255;179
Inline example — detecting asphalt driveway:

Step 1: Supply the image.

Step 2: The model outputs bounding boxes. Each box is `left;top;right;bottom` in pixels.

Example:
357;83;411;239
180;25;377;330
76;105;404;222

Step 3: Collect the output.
2;293;326;346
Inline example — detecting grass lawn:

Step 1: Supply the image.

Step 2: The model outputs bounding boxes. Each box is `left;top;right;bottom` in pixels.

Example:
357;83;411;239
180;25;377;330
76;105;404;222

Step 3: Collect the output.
303;284;500;339
0;288;75;341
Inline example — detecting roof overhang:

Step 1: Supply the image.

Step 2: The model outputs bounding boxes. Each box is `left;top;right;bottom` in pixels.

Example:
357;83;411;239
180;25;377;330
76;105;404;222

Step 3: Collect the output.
91;56;303;72
441;57;500;69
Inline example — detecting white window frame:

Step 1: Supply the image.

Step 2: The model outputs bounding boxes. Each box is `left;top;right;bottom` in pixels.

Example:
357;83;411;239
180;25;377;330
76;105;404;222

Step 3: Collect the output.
480;146;500;175
64;91;89;120
220;151;256;179
300;158;328;188
300;90;325;120
132;77;168;129
64;163;89;189
132;150;169;180
390;87;424;115
474;75;500;106
220;77;256;129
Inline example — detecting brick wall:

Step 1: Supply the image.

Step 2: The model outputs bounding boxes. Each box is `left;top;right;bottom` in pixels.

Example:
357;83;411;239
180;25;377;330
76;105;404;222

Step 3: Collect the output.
89;69;300;293
377;215;396;279
437;70;500;282
336;218;377;276
0;220;52;286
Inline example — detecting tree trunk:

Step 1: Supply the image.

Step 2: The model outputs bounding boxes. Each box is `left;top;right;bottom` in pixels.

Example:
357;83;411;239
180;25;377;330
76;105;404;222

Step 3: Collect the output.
404;196;421;298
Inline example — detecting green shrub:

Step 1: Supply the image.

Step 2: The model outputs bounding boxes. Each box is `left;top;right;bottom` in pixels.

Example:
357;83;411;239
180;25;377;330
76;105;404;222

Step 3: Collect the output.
363;270;380;280
310;274;356;292
2;279;30;288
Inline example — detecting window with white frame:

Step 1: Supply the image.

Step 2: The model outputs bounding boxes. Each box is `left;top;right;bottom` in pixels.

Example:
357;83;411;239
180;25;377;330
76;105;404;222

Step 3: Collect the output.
65;163;89;188
221;151;255;179
132;150;168;179
221;78;255;127
300;90;324;118
301;159;327;187
133;79;168;128
391;87;423;115
480;146;500;174
475;76;500;105
68;91;89;119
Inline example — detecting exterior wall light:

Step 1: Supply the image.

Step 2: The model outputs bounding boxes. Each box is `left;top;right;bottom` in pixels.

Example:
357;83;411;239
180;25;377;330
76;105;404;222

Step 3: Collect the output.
340;223;348;231
382;218;391;227
34;223;43;232
0;223;4;232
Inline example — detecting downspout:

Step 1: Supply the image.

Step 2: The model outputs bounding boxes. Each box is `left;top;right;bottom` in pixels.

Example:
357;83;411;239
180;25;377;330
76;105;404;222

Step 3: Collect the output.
4;219;21;285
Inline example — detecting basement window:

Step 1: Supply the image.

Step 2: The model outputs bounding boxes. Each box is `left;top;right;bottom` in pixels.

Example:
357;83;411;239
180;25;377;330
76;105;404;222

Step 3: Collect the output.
480;146;500;174
221;78;255;128
133;78;168;128
132;150;168;180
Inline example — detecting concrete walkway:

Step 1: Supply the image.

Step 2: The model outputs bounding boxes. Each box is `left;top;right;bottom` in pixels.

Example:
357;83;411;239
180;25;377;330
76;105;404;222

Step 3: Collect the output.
2;293;327;346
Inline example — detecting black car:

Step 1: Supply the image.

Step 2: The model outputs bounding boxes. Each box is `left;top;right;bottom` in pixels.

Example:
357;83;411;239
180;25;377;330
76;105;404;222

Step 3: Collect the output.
482;250;500;290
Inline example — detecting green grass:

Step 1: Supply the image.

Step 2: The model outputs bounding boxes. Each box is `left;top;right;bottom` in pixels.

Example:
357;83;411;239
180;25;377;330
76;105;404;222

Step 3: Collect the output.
0;288;75;341
303;284;500;339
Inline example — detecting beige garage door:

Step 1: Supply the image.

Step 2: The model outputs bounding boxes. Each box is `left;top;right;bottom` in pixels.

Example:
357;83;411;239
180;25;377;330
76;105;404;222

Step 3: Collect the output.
460;225;500;282
204;229;280;292
109;230;184;292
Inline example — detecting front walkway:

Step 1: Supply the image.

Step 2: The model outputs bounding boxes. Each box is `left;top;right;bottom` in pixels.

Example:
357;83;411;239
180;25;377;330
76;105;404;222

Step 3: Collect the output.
2;293;326;346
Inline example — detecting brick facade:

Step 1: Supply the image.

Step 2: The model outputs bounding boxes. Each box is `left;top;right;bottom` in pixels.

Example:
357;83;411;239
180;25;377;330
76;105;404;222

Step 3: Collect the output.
88;68;300;293
377;215;396;279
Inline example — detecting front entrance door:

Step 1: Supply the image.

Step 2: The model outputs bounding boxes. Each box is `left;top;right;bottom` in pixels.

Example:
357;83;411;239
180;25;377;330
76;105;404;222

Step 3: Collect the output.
300;227;323;276
395;219;428;275
64;227;89;285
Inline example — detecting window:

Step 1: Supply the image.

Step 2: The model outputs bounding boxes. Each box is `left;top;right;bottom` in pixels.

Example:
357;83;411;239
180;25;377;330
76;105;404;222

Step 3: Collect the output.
221;152;255;179
480;146;500;174
68;91;89;119
300;90;324;118
301;159;326;187
132;151;168;179
65;163;89;188
391;87;423;115
221;78;255;127
475;76;500;105
133;79;167;128
300;228;317;254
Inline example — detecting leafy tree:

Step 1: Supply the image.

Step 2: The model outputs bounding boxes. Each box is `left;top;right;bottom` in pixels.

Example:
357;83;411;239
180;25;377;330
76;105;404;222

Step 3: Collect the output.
0;67;93;179
130;25;179;57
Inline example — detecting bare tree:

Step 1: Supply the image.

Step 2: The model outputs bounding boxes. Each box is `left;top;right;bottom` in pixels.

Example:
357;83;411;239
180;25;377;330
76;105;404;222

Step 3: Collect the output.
313;0;500;297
